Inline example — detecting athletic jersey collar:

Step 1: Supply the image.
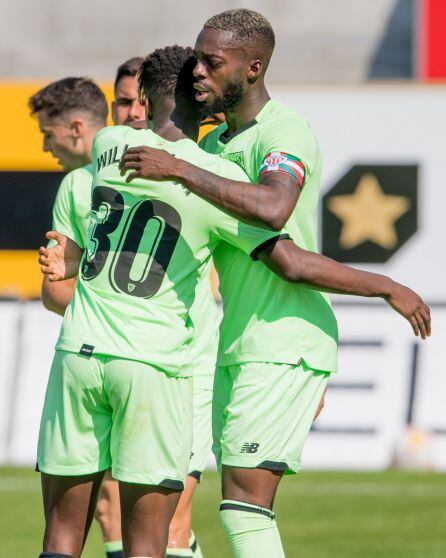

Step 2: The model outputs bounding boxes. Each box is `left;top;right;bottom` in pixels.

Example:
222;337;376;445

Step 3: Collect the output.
218;99;273;144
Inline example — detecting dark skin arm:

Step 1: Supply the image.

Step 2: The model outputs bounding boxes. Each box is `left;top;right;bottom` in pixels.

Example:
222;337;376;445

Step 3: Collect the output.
119;147;299;231
258;239;431;339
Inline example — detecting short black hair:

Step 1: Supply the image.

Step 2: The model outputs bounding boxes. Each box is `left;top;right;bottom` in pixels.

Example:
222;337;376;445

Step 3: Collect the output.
114;56;144;91
137;45;197;104
29;77;108;124
204;9;275;67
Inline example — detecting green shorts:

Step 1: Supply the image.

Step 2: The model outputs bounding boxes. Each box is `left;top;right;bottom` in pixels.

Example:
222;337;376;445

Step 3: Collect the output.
188;381;213;479
212;361;329;474
37;350;193;489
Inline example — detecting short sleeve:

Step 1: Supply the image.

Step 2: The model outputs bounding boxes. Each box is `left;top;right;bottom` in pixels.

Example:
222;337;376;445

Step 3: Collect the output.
257;115;318;183
50;174;85;248
208;205;284;259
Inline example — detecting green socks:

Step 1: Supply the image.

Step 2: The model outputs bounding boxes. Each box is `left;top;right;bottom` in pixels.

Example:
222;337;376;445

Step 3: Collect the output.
166;548;193;557
104;540;123;558
219;499;285;558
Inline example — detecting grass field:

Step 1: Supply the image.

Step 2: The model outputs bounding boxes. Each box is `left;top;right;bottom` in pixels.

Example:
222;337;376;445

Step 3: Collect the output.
1;467;445;557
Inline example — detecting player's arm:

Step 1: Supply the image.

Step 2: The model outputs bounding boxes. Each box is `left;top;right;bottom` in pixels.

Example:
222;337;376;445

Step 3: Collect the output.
42;171;84;314
41;275;77;316
119;147;299;231
256;238;431;339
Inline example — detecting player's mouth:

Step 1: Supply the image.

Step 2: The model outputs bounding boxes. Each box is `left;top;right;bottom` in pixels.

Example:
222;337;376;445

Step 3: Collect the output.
194;83;212;102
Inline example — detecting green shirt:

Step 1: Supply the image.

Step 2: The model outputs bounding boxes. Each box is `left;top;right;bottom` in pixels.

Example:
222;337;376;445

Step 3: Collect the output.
50;164;93;248
55;126;278;376
200;99;338;372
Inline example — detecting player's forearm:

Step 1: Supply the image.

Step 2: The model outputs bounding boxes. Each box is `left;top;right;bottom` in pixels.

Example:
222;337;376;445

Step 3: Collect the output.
174;160;283;230
41;276;76;316
260;240;395;298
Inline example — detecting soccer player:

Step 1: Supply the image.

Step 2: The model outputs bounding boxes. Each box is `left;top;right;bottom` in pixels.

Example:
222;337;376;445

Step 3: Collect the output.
118;10;431;557
112;57;146;126
32;59;214;558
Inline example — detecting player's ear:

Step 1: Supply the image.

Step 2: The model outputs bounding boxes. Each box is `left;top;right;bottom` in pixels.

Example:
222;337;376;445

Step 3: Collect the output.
144;98;153;120
247;59;262;84
69;118;84;139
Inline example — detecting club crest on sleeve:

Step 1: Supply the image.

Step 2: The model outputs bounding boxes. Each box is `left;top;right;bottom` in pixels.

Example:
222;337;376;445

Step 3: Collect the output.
259;151;305;187
265;151;288;169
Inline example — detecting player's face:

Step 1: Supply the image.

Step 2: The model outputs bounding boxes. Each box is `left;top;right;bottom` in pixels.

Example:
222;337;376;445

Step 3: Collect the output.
194;28;245;115
37;110;84;171
112;75;145;125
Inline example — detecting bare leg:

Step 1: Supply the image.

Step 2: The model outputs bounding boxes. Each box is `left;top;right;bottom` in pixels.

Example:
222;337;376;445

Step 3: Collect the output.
222;466;283;509
167;475;197;549
119;482;182;558
95;470;122;543
41;470;106;558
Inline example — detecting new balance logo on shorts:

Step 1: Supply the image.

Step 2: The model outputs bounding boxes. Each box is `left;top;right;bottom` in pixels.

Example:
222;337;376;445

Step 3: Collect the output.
240;442;260;454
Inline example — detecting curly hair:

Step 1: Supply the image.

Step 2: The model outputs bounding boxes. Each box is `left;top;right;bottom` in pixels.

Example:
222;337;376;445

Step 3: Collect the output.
29;77;108;123
114;56;144;91
137;45;197;104
204;9;275;64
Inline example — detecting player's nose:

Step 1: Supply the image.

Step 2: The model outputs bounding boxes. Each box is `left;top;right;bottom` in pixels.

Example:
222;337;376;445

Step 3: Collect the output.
193;60;207;80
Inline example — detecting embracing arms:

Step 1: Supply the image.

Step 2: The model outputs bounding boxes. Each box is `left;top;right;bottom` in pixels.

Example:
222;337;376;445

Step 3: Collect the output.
119;147;298;231
258;238;431;339
39;231;431;339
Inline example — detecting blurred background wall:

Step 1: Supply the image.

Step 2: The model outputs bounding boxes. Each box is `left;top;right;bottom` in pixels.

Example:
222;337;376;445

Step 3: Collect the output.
1;0;445;470
0;0;421;82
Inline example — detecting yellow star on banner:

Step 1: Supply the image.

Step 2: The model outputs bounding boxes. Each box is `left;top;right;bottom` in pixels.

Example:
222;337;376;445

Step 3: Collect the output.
327;173;410;249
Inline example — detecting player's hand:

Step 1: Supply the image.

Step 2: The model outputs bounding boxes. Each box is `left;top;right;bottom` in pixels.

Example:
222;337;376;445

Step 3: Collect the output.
119;146;179;182
385;282;431;339
38;231;82;281
314;387;327;420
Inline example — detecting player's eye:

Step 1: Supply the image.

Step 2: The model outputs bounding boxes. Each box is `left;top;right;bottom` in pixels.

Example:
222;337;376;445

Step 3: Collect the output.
208;58;222;69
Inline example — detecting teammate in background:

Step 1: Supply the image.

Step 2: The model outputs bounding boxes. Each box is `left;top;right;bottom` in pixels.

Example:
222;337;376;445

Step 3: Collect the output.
119;10;431;557
112;57;146;126
34;78;106;316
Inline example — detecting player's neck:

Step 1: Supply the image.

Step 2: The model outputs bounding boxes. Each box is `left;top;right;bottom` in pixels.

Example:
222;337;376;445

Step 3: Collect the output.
150;102;200;143
81;125;103;165
225;84;270;134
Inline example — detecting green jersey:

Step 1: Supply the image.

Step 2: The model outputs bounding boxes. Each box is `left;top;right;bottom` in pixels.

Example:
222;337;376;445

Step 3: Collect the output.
200;99;338;372
51;164;93;247
51;158;218;384
55;126;278;376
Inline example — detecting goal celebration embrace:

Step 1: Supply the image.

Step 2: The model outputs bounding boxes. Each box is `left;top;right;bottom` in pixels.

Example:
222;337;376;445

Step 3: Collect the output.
32;8;431;558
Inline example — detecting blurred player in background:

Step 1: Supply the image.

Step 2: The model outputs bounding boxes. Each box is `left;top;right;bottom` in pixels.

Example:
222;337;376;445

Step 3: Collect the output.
112;57;146;126
119;9;431;558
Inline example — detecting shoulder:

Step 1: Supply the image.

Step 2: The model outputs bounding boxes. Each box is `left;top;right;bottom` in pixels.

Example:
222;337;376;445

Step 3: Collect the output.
199;123;226;150
94;125;149;148
258;100;315;141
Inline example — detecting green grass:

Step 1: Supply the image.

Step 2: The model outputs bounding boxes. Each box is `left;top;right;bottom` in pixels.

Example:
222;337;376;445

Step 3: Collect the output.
1;467;445;557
